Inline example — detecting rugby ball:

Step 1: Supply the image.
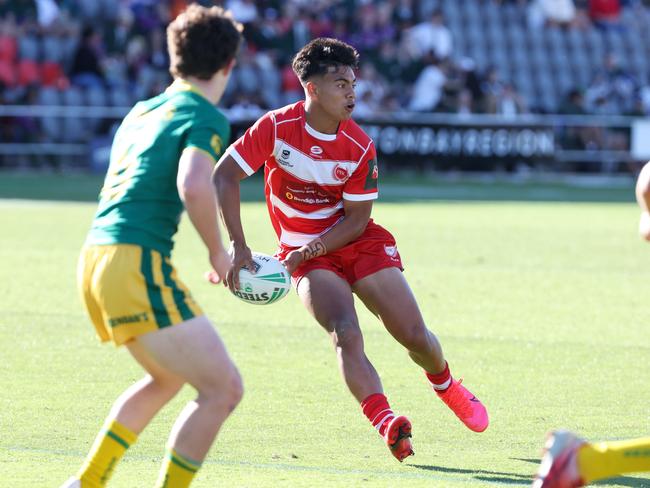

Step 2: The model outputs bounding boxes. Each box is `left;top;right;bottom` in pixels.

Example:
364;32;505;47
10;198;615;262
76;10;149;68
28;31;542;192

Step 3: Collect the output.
230;252;291;305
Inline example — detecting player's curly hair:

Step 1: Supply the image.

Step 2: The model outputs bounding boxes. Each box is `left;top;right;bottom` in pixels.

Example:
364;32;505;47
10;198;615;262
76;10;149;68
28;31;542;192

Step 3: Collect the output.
167;5;243;80
292;38;359;83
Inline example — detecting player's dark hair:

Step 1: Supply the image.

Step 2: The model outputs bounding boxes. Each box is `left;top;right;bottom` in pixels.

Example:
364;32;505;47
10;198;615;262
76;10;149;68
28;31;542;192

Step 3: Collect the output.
292;38;359;83
167;5;243;80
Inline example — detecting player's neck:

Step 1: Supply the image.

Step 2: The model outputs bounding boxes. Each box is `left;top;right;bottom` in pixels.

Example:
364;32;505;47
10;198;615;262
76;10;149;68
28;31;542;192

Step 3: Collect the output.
184;76;226;105
304;99;339;134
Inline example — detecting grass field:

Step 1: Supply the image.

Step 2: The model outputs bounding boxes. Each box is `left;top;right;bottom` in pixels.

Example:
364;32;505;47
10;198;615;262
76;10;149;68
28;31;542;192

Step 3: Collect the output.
1;173;649;487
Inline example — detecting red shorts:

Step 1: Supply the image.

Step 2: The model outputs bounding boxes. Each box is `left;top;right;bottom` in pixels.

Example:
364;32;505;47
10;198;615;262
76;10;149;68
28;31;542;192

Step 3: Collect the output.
276;220;404;286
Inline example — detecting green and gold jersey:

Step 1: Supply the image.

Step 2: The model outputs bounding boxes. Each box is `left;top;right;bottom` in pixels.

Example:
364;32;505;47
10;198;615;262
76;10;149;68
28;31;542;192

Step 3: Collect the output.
86;80;229;255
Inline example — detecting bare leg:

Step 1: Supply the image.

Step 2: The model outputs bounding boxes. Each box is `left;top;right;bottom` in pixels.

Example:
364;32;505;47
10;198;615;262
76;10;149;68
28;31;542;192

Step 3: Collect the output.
353;267;446;374
135;315;243;460
296;269;382;402
106;340;185;434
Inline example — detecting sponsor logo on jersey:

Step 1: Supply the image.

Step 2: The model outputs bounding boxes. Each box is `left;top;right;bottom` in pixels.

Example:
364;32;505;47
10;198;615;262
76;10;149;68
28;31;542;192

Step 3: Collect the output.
310;145;323;157
333;164;349;181
285;191;331;204
210;134;223;155
108;312;149;328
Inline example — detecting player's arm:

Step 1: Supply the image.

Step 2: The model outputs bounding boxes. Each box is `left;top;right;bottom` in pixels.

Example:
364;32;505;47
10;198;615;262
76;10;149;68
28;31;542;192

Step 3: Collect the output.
213;154;255;289
177;148;230;283
282;199;372;274
635;161;650;241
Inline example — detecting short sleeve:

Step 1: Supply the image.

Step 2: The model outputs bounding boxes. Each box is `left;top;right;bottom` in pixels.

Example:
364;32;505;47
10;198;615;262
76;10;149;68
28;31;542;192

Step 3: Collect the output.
184;112;231;164
225;112;275;176
342;142;379;201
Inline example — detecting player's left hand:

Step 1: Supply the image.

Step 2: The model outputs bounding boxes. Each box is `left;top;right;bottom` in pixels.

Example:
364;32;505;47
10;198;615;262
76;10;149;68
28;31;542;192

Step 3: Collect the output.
206;249;231;285
281;249;304;275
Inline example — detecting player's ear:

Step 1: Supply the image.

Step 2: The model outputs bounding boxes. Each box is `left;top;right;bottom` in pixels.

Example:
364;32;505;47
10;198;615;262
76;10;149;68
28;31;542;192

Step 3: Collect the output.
306;80;318;99
222;58;236;76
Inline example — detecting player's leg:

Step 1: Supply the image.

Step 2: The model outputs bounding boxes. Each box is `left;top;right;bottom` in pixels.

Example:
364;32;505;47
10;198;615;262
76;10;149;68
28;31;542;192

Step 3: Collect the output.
296;269;413;461
297;269;379;400
134;315;243;488
74;343;185;487
353;267;488;433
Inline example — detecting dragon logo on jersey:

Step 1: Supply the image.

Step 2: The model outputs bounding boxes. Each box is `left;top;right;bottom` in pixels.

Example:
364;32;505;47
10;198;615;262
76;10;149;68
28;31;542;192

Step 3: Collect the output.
364;158;378;190
333;164;349;181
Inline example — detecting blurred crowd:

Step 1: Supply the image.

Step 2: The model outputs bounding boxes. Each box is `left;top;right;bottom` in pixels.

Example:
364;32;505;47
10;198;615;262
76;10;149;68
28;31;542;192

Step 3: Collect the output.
1;0;650;137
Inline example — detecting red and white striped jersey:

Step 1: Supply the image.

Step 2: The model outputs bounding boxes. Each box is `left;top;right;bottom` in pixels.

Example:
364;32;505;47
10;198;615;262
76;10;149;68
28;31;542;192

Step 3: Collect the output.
226;101;379;247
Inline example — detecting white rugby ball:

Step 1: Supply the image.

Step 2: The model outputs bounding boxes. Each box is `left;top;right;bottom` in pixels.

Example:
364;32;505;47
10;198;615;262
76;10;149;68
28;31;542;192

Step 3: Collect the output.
231;252;291;305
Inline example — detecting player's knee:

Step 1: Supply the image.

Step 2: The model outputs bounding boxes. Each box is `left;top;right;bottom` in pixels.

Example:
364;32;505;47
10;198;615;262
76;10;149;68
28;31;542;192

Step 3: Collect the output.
398;324;431;353
329;319;363;351
228;367;244;409
201;365;243;412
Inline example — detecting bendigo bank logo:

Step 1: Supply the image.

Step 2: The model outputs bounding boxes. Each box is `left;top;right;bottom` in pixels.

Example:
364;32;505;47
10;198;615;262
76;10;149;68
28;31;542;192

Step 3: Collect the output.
333;164;349;181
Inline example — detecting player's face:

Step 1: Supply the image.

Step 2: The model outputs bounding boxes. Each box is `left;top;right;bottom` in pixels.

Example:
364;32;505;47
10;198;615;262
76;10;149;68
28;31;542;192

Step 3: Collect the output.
315;66;356;121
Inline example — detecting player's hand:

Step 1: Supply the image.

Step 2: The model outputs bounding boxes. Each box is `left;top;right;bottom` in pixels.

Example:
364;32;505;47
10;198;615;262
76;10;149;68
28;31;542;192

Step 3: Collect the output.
639;211;650;241
281;249;304;275
206;248;230;286
227;242;255;290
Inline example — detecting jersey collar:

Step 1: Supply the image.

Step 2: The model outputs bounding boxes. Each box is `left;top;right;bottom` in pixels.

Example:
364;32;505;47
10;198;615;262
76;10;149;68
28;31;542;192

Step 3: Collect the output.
304;121;337;141
166;79;209;102
300;101;338;141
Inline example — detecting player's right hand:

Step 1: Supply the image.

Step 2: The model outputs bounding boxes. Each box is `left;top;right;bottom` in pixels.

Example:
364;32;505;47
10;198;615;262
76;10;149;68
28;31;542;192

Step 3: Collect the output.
226;242;255;290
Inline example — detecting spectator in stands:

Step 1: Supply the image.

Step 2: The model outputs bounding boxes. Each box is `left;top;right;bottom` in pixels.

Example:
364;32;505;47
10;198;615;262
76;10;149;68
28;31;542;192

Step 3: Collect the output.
408;53;447;111
528;0;579;28
455;89;475;117
70;25;105;88
459;58;485;112
481;66;505;113
104;6;135;56
494;83;528;117
35;0;59;28
2;0;36;24
589;0;622;29
226;0;258;25
586;53;637;114
355;61;389;114
405;9;453;61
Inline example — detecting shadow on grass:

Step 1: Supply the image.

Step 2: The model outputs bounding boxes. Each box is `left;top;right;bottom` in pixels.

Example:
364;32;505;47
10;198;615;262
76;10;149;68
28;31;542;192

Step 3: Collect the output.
0;171;636;204
411;463;531;485
412;462;649;487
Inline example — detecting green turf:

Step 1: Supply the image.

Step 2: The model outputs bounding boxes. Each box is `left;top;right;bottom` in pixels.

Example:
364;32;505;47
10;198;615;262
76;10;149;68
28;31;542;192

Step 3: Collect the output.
0;171;636;203
1;180;648;487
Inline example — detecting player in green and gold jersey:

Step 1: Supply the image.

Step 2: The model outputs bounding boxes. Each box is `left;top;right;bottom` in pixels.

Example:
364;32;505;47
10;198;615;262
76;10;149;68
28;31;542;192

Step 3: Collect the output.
62;5;243;488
